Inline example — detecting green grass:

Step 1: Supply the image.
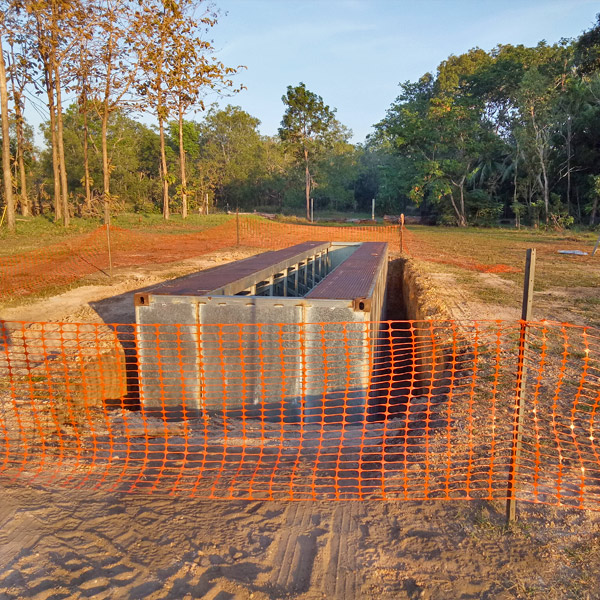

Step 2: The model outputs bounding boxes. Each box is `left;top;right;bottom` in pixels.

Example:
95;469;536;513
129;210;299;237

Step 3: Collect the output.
408;225;600;325
410;225;600;287
111;212;231;234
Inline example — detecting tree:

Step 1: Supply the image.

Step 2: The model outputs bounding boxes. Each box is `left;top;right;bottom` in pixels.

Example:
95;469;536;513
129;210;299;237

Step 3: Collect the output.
513;45;573;223
26;0;85;226
376;62;496;226
192;104;263;210
92;0;141;224
279;83;345;220
71;15;95;212
165;6;240;218
0;15;15;230
5;9;32;217
575;13;600;75
135;0;241;220
312;140;359;212
48;104;162;214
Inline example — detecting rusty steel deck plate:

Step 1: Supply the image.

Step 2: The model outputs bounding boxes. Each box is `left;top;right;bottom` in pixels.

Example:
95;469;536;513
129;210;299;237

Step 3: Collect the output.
145;241;328;297
306;242;387;300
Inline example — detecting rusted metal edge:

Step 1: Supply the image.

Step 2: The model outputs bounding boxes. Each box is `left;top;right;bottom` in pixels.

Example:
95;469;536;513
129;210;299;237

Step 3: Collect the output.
306;242;387;300
134;293;150;307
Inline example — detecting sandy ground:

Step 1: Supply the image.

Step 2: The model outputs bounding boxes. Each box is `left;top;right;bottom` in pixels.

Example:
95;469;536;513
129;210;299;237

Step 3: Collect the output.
2;249;600;599
2;481;599;600
1;247;260;325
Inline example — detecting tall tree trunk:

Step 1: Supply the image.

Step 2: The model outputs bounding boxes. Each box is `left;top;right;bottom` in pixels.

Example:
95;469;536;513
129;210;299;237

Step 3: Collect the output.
537;169;550;224
0;34;15;230
542;176;550;222
566;116;572;214
16;115;28;216
304;147;310;220
178;104;187;219
532;110;550;224
513;155;519;228
159;114;169;220
54;65;69;226
8;45;29;217
100;25;116;226
44;66;62;222
101;106;110;224
155;27;169;221
458;178;466;227
590;196;599;227
450;178;467;227
82;93;92;211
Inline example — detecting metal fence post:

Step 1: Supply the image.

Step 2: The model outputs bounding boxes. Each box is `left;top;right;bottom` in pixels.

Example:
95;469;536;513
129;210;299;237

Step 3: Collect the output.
506;248;536;525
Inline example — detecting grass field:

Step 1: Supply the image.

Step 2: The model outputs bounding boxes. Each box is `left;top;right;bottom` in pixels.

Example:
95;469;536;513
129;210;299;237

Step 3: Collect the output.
403;225;600;326
1;217;600;600
0;213;234;256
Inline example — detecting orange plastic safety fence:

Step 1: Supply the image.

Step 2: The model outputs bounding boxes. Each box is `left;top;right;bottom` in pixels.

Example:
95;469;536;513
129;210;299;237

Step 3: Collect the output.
0;218;403;302
1;319;599;508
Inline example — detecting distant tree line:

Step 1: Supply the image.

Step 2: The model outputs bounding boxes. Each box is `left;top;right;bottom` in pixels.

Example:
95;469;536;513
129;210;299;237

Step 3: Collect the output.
373;15;600;227
2;4;600;228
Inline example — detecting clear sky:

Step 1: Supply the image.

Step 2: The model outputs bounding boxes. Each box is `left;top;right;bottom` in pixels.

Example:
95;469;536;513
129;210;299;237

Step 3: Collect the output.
207;0;599;143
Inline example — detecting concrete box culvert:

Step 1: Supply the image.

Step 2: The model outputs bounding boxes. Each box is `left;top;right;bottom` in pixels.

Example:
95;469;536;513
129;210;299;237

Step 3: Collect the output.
134;241;388;423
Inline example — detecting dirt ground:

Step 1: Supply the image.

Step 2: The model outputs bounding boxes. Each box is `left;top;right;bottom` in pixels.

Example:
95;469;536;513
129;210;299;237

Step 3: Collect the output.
2;480;599;600
1;245;600;599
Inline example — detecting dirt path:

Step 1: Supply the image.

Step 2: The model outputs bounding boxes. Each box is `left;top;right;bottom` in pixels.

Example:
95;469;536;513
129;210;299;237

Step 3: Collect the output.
0;247;259;324
2;481;599;600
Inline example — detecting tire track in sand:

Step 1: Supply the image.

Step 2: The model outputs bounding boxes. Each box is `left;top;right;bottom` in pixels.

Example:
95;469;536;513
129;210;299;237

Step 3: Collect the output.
320;503;367;599
267;503;325;594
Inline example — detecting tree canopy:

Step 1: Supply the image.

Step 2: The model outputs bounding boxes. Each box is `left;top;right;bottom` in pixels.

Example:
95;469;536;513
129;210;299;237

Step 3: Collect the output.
279;83;349;220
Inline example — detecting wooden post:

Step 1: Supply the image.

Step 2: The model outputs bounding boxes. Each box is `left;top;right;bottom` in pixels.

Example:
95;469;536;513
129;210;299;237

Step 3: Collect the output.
506;248;536;525
106;222;113;278
236;207;240;246
592;231;600;256
400;213;405;253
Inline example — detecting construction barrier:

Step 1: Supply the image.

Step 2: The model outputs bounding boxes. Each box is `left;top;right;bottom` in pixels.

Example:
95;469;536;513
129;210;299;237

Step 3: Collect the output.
1;319;599;509
0;218;404;303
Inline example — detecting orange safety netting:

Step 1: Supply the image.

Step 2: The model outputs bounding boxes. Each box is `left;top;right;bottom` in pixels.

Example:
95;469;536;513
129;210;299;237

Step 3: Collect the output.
0;218;405;303
1;319;599;508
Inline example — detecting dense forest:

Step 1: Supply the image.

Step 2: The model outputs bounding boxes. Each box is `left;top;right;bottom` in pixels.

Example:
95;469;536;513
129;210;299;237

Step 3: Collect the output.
1;2;600;229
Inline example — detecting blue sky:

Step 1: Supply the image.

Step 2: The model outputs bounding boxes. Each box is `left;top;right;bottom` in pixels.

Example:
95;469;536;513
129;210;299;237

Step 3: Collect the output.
206;0;599;143
24;0;600;146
